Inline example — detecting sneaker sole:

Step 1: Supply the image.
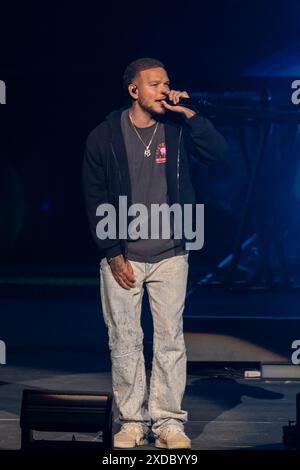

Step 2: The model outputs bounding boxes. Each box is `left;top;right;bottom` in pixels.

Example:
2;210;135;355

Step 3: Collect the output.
114;438;147;449
155;438;191;449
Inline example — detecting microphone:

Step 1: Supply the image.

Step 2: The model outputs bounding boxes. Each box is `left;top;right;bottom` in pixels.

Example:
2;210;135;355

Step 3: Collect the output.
164;96;213;110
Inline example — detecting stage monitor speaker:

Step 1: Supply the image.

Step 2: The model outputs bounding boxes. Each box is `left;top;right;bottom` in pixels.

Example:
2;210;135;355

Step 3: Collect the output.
20;389;113;450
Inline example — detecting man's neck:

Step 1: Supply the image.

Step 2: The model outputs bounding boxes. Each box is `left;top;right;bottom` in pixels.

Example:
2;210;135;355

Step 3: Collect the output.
129;102;157;128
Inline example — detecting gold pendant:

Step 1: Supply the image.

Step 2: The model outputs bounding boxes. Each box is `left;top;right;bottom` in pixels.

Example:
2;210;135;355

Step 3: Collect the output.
144;148;151;157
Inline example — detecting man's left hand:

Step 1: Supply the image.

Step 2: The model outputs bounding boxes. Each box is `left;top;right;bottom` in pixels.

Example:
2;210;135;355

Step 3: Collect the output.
161;90;196;119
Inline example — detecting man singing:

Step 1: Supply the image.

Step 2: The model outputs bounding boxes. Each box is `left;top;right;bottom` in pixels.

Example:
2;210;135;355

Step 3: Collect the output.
83;58;227;449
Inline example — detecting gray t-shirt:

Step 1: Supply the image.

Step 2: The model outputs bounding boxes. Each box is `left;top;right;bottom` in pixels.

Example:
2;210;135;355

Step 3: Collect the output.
121;109;186;263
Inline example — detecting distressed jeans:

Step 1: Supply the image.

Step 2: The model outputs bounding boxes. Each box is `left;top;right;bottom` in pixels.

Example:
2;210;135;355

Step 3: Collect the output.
100;253;189;436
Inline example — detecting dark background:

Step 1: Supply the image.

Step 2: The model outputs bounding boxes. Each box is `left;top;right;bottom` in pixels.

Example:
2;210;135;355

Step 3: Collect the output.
1;6;300;449
1;0;300;267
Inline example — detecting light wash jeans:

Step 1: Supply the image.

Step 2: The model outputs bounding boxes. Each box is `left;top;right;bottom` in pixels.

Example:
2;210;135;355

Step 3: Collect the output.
100;253;189;437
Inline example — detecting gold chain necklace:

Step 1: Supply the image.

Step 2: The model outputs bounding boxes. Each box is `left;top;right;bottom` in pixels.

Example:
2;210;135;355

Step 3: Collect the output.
129;113;159;157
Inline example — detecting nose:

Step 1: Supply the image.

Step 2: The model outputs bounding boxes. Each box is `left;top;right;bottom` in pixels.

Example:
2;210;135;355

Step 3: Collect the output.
160;84;170;96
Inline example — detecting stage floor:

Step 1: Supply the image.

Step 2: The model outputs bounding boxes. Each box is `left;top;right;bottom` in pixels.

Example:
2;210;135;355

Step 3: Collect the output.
0;351;297;450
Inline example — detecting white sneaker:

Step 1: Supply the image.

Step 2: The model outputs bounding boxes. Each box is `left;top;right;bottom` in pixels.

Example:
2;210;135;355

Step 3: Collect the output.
114;423;147;449
155;425;191;449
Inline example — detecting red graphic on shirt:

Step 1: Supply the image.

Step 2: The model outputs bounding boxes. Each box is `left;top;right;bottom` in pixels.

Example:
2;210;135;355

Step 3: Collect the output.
155;143;167;163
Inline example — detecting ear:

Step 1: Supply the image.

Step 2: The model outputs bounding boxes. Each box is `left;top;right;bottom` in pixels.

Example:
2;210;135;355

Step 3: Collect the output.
128;84;138;100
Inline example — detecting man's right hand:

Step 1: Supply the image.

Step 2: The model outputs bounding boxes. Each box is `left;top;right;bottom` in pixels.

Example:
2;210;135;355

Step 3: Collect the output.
108;255;136;290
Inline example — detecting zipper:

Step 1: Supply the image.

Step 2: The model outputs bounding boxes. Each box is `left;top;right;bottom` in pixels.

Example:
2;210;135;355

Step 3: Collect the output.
110;142;128;258
110;143;122;187
177;127;182;203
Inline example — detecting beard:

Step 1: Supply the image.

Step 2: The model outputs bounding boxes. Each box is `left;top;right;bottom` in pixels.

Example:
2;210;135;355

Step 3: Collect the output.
139;98;166;117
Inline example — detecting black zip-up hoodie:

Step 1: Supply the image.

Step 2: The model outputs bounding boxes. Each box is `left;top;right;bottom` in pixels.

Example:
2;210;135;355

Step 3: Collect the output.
82;107;227;261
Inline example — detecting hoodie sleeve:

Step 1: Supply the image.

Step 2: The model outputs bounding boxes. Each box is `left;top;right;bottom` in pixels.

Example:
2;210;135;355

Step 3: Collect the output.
82;132;123;260
183;113;227;163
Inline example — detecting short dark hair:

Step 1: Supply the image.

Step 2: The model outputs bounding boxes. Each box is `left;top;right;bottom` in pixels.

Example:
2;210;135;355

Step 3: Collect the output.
123;57;165;93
